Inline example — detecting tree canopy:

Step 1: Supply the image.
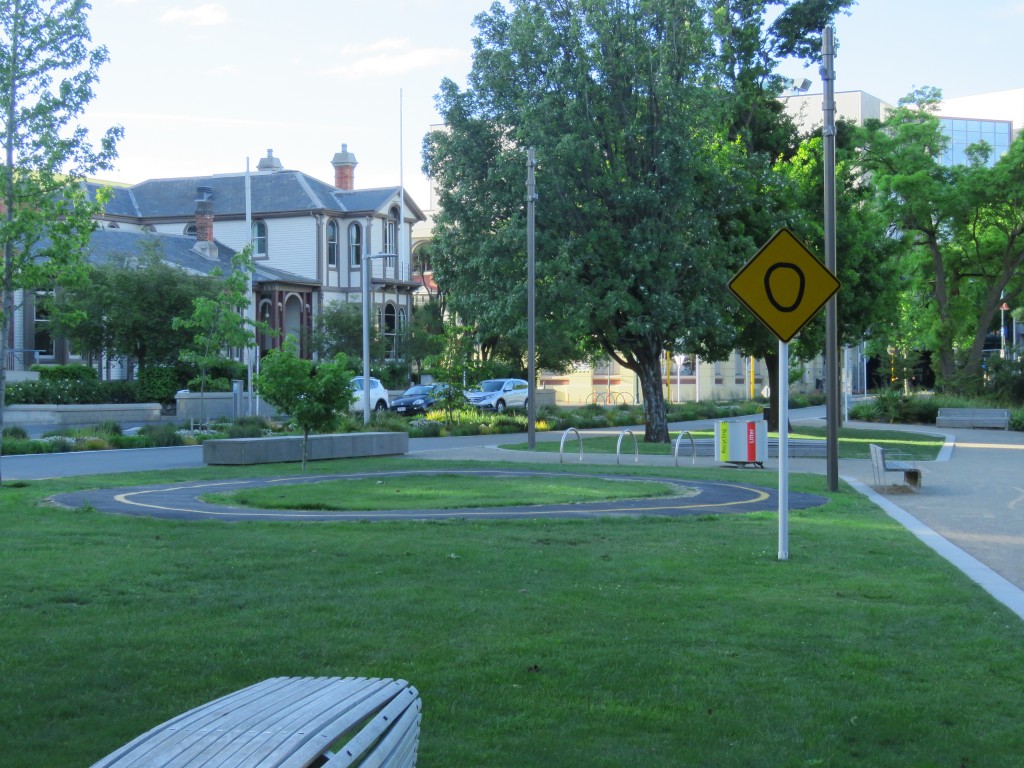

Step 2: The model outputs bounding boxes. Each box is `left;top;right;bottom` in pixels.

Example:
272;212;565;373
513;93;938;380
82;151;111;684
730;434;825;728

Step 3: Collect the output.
255;335;355;471
424;0;855;441
861;87;1024;390
52;241;219;373
0;0;121;476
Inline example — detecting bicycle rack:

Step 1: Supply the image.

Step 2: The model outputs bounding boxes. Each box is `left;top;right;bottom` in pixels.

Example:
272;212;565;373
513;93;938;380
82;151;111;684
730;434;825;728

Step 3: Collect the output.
674;430;696;466
559;427;583;463
616;429;639;464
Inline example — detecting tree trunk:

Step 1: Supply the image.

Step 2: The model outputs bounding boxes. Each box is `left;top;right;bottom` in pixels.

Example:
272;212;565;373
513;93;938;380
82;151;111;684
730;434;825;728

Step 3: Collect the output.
926;238;957;385
634;351;669;443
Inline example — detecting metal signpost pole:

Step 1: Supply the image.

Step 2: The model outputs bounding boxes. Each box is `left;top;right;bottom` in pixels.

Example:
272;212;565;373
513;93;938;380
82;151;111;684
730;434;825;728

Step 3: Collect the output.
822;26;840;492
362;255;372;425
527;148;537;449
778;339;789;560
361;253;388;425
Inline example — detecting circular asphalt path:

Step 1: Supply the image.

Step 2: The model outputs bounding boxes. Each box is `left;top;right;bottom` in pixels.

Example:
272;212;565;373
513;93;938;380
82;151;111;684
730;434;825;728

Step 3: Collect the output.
50;468;828;523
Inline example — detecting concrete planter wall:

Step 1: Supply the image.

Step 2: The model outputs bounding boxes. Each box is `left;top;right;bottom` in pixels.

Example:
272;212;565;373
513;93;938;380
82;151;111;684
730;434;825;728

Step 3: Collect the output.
4;403;163;430
175;392;283;423
203;431;408;465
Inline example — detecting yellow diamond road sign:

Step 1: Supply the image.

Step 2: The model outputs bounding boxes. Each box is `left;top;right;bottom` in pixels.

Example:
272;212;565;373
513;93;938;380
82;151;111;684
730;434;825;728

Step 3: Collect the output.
728;227;840;343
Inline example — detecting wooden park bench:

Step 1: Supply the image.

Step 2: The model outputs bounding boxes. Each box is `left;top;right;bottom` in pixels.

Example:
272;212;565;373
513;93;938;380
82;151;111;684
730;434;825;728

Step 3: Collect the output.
89;676;420;768
869;443;922;493
934;407;1009;430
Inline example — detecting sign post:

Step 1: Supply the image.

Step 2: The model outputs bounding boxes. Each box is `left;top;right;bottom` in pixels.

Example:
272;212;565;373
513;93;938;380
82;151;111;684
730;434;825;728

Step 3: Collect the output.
728;227;840;561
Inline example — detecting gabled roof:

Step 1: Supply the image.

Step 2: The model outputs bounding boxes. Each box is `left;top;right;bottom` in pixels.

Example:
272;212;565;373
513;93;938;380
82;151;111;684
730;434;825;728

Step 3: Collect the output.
88;171;426;223
85;229;317;286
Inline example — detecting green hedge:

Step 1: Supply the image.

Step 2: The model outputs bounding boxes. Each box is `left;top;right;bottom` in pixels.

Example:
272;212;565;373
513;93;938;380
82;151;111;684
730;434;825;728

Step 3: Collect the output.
29;364;98;382
5;379;139;405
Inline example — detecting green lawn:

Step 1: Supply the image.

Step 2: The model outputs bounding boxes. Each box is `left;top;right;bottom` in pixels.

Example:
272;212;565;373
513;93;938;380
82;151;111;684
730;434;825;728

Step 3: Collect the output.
509;426;945;460
2;457;1022;767
204;472;681;511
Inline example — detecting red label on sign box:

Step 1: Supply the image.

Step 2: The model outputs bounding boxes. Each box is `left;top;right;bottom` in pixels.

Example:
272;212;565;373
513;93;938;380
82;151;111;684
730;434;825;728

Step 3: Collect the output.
747;421;757;462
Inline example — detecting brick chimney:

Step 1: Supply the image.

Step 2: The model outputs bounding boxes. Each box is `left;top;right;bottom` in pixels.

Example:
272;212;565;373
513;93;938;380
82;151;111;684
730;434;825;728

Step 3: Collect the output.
195;185;214;241
331;143;357;190
193;185;218;260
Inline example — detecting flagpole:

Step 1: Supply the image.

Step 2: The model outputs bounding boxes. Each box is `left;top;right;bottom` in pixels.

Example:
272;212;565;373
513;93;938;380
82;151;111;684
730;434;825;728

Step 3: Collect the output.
245;157;259;415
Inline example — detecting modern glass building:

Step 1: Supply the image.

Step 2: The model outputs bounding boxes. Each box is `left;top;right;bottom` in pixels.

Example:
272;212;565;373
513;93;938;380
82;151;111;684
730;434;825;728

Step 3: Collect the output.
937;116;1013;167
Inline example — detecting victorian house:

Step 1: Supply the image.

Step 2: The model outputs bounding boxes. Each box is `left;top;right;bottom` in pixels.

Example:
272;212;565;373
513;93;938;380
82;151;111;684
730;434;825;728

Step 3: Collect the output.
14;145;424;373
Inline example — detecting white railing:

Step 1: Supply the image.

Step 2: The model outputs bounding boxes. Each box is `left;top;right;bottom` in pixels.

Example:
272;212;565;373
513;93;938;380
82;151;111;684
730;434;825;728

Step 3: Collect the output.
365;258;411;283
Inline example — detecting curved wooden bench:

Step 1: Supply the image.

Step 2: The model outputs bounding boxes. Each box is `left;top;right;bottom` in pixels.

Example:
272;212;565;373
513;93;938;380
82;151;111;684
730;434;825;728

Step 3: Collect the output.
89;676;420;768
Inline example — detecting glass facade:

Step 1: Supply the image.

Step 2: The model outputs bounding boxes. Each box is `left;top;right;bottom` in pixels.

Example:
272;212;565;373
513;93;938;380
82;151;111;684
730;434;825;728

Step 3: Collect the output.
938;117;1013;167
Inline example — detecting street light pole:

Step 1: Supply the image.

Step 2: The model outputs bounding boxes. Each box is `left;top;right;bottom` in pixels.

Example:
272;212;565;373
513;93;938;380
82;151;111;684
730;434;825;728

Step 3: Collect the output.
1000;296;1008;359
527;147;537;449
822;26;840;492
362;253;390;425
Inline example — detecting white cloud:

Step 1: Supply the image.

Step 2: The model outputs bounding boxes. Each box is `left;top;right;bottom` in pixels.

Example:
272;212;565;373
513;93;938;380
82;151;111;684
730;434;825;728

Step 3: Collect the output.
338;38;409;56
160;4;228;27
322;42;466;80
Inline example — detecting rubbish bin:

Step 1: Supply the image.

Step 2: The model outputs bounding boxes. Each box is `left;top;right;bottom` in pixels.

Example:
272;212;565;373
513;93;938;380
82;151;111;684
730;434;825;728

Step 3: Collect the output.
714;419;767;467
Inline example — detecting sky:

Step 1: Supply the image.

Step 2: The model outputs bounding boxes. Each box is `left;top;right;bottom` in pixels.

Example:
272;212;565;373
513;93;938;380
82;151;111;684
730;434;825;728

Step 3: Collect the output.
81;0;1023;208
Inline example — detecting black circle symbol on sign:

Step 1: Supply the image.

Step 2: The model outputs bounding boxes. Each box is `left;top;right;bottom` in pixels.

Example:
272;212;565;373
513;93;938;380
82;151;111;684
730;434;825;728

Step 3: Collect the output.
764;262;805;313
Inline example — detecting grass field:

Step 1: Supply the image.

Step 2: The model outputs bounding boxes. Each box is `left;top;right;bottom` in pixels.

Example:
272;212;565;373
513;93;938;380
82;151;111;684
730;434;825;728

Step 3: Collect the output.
203;472;682;511
2;457;1022;767
508;426;945;460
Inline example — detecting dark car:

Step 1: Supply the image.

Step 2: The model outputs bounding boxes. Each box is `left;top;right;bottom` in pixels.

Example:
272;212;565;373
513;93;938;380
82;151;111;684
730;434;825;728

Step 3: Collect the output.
390;384;449;416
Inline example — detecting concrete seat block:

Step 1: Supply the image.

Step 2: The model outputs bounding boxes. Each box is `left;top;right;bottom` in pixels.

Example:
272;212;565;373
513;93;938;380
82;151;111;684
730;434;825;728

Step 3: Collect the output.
203;432;408;465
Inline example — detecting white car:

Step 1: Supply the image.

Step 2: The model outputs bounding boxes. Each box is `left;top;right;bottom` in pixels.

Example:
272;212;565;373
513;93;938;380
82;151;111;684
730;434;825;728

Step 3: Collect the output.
465;378;529;412
349;376;390;412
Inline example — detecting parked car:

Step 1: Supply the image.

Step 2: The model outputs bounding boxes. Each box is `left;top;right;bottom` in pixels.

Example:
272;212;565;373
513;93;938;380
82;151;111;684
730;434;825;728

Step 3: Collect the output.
465;378;529;412
349;376;390;412
390;383;451;416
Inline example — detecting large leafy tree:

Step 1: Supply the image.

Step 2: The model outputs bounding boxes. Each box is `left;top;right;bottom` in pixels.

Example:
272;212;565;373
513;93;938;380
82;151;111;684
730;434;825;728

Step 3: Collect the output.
311;301;386;363
426;0;749;442
861;87;1024;390
51;242;219;374
0;0;121;468
706;0;901;429
425;0;863;441
731;123;901;425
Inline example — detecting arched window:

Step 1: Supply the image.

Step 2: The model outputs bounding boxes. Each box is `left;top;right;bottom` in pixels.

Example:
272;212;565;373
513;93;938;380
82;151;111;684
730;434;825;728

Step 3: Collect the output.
383;302;398;358
383;205;399;255
184;224;197;237
412;244;431;274
252;220;268;257
348;222;362;267
326;220;339;268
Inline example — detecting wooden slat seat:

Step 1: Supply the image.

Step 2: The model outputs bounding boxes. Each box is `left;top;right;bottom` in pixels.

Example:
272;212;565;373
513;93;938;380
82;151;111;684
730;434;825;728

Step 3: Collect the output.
89;677;420;768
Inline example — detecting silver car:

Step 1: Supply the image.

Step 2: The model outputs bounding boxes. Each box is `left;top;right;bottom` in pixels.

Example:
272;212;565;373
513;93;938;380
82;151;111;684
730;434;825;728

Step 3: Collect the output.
465;378;529;412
